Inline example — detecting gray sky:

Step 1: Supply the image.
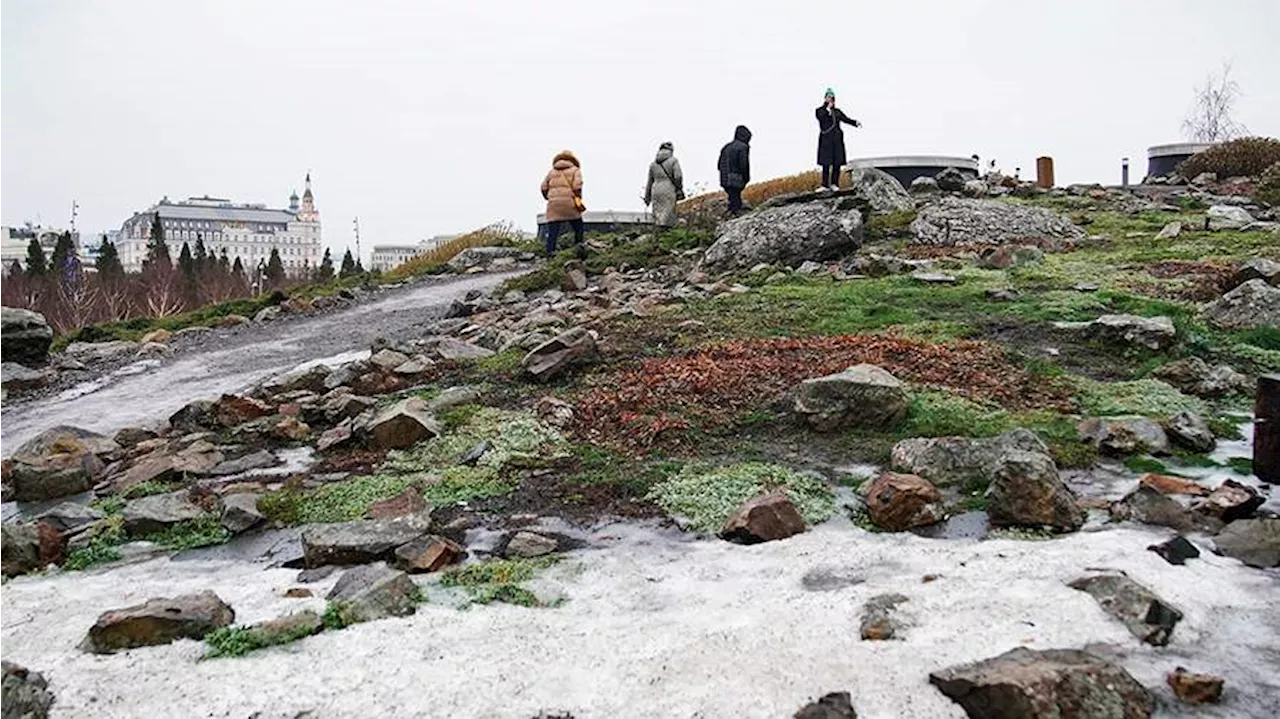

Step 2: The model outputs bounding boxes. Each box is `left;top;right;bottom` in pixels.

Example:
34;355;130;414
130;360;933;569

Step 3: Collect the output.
3;0;1278;260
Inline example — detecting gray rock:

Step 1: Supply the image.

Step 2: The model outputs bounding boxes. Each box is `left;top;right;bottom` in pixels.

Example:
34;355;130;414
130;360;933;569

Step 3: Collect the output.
929;647;1153;718
1;523;40;577
1119;486;1222;534
1206;204;1253;230
909;198;1084;247
1152;357;1251;398
323;363;363;390
962;179;989;197
221;493;265;534
80;591;234;654
368;349;410;371
14;425;118;459
434;337;495;361
793;364;908;431
259;364;330;396
1154;221;1183;240
427;386;482;413
1078;416;1171;456
34;502;105;534
121;491;209;536
6;427;114;502
0;307;53;367
846;166;913;214
934;167;967;192
1069;573;1183;646
392;356;435;375
1;362;53;390
910;271;958;284
1204;279;1280;330
366;398;441;450
210;450;280;477
253;305;282;323
1165;411;1216;453
909;177;940;194
522;327;599;380
1068;314;1177;351
986;450;1084;531
301;512;434;567
860;593;909;640
63;340;139;364
793;691;857;719
504;531;558;558
446;246;531;272
1213;518;1280;568
704;198;864;270
325;563;419;624
890;428;1048;488
1230;257;1280;288
2;661;55;719
114;427;159;448
169;399;216;432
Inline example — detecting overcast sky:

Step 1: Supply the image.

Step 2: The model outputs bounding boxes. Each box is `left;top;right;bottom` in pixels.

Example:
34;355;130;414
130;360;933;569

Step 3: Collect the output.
3;0;1278;260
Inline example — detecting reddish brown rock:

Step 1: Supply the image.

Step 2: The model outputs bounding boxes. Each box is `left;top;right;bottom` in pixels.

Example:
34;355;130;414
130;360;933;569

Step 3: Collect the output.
271;416;311;441
80;591;234;654
366;487;428;519
394;535;465;573
720;492;806;544
212;394;272;428
283;587;314;598
864;472;945;531
1167;667;1223;704
35;521;64;566
1140;473;1209;496
1196;479;1264;522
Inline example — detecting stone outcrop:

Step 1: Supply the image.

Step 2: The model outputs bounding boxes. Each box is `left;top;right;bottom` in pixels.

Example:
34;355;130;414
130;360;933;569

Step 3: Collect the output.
863;472;944;531
1164;410;1216;453
325;563;420;625
1213;518;1280;568
890;428;1048;488
80;591;234;654
793;364;908;431
1078;416;1171;456
1206;204;1253;230
1068;573;1182;645
1152;357;1250;398
220;493;265;534
446;246;534;273
301;512;434;567
366;398;440;450
929;647;1152;719
0;307;53;366
1074;314;1177;351
521;327;598;380
704;198;864;270
1204;279;1280;329
1;661;55;719
909;198;1084;247
846;167;912;214
1230;257;1280;288
5;426;116;502
987;450;1084;531
720;492;806;544
121;491;209;536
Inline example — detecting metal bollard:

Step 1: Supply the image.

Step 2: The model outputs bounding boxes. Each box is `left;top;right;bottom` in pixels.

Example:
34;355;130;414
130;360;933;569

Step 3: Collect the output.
1257;374;1280;483
1122;158;1130;188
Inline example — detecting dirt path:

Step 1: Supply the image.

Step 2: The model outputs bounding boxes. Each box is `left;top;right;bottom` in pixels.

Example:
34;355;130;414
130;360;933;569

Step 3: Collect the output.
0;272;518;453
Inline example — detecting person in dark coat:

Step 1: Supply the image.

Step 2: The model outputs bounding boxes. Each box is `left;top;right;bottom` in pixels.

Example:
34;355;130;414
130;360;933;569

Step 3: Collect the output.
718;125;752;215
815;88;860;191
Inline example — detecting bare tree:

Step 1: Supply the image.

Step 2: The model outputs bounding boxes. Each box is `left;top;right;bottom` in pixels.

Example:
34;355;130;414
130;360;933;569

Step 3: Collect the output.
1183;62;1248;142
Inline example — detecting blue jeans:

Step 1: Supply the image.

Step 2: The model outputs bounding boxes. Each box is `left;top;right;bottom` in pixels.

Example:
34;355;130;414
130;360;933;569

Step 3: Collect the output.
545;218;584;256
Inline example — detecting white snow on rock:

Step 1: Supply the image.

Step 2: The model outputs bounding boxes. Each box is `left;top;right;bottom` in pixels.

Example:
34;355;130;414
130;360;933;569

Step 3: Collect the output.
2;521;1276;718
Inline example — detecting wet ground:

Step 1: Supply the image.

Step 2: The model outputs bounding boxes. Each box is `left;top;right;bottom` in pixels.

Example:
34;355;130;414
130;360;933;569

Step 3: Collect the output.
0;272;519;453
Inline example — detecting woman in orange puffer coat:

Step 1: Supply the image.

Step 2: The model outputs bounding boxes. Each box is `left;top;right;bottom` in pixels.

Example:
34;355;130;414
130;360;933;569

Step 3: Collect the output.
540;150;586;258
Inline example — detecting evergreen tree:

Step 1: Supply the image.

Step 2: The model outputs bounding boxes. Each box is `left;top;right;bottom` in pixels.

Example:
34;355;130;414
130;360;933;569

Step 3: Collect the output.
314;248;335;282
265;248;285;285
24;239;48;277
144;213;171;270
95;236;124;278
218;248;231;273
193;235;209;274
178;242;195;279
232;256;246;279
339;249;356;277
355;257;365;274
49;232;75;281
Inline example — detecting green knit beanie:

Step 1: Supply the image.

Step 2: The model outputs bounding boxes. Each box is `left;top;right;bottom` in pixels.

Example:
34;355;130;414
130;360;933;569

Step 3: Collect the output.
824;88;835;98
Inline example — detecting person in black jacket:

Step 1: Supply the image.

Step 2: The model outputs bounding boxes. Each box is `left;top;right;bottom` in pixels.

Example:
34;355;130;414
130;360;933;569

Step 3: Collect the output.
718;125;752;215
816;88;860;191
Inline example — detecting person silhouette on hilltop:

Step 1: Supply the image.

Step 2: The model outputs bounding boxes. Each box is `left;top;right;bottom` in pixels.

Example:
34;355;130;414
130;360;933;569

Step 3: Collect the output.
718;125;752;216
816;88;861;192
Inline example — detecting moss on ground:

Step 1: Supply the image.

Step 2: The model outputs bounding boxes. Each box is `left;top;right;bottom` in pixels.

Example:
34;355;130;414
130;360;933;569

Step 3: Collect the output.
1072;377;1208;417
646;462;836;533
439;557;559;608
204;614;321;659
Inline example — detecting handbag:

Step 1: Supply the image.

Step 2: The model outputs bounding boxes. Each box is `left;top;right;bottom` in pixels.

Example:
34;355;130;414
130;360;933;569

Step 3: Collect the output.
560;169;586;213
658;159;685;201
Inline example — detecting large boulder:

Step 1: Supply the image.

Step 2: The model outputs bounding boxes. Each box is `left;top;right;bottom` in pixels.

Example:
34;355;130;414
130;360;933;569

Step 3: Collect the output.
1230;257;1280;288
909;198;1085;247
0;307;54;367
1117;486;1222;534
703;198;864;270
720;492;806;544
80;591;234;654
1213;518;1280;568
301;512;434;567
325;563;420;625
928;647;1153;718
863;472;944;531
890;428;1048;488
1068;573;1183;646
1198;479;1264;522
521;327;599;381
1;661;55;719
1075;314;1177;351
986;450;1084;531
366;398;440;450
793;364;908;431
5;427;116;502
846;167;913;214
934;167;967;192
121;491;210;536
1164;410;1216;453
1206;204;1253;230
1152;357;1251;398
1078;416;1171;456
1204;279;1280;329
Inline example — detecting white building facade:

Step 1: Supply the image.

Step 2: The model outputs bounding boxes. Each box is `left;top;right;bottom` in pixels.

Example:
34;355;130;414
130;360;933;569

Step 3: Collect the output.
369;234;459;272
1;225;81;272
116;174;322;275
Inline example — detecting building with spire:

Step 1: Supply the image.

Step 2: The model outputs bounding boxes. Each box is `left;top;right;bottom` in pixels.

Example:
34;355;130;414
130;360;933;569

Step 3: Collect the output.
114;173;323;274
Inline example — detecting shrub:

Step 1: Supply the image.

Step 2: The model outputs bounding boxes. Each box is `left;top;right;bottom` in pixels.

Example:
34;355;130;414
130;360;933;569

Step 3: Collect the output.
1177;137;1280;179
1254;161;1280;207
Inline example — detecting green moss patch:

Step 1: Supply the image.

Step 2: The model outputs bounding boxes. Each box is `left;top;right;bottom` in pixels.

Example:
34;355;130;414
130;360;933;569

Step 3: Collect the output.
439;557;559;607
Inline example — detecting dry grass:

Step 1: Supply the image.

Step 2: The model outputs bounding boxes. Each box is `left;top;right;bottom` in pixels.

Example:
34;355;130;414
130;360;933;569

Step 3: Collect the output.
677;170;850;220
383;222;524;279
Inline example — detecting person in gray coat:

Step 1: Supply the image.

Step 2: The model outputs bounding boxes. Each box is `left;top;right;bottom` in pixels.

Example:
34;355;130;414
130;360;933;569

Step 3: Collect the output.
644;141;684;227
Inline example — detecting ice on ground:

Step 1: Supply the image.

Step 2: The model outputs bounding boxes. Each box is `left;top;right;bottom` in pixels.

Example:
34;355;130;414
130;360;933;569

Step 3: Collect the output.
3;519;1277;718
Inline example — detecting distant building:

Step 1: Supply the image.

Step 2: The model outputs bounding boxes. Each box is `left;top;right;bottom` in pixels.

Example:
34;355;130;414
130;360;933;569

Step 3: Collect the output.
369;234;460;272
1;224;81;271
115;174;322;274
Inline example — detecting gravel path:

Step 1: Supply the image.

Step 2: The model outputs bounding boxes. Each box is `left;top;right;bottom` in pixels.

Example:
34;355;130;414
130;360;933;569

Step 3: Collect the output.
0;272;518;452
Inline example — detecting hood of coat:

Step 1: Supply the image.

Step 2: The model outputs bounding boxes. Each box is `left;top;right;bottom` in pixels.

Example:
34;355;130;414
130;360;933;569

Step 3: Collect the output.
655;147;674;163
552;150;580;170
734;125;752;144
